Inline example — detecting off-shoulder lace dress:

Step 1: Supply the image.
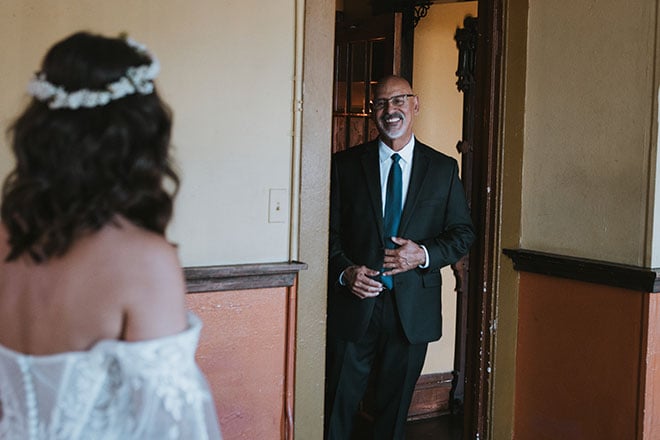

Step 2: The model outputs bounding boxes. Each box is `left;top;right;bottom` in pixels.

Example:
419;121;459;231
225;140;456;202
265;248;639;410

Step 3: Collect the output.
0;313;222;440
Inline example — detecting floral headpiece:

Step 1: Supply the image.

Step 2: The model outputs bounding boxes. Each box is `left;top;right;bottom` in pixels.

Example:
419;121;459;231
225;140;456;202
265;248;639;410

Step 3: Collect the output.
27;37;160;110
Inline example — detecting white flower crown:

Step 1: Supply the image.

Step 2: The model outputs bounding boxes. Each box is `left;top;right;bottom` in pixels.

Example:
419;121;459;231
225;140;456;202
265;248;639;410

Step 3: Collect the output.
27;37;160;110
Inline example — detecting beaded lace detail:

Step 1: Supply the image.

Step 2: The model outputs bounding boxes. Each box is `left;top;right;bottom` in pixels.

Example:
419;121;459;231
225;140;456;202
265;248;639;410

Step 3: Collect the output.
0;313;222;440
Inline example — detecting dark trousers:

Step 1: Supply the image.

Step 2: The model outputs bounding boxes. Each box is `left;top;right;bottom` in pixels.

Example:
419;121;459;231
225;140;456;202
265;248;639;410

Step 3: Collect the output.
325;289;428;440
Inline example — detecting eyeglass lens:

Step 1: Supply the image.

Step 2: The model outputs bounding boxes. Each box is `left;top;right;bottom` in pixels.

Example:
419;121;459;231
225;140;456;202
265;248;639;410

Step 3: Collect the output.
372;94;412;110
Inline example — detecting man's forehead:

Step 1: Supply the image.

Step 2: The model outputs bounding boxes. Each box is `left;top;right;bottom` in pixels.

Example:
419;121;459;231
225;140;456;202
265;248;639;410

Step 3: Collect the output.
374;79;413;97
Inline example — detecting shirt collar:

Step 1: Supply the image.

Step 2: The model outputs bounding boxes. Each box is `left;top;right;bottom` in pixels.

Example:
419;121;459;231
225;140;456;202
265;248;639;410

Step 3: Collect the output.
378;135;415;165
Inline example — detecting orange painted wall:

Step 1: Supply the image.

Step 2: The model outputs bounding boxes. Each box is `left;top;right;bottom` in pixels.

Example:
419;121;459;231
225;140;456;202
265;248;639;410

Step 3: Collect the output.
186;287;291;440
515;273;644;440
644;294;660;439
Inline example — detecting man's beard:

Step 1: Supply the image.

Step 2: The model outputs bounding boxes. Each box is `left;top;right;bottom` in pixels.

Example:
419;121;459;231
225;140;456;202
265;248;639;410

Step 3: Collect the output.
377;110;407;140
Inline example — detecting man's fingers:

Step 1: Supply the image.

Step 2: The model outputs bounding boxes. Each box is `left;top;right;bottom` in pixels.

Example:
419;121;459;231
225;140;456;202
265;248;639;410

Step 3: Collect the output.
349;266;383;299
389;236;407;246
355;277;381;290
351;281;382;299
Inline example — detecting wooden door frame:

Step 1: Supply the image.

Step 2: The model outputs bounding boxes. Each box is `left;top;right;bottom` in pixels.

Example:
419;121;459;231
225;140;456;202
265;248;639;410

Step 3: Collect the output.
461;0;504;437
328;0;505;435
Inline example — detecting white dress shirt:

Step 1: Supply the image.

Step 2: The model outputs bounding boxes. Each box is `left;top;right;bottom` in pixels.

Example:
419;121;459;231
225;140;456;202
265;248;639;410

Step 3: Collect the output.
338;136;429;286
378;137;415;216
379;136;430;269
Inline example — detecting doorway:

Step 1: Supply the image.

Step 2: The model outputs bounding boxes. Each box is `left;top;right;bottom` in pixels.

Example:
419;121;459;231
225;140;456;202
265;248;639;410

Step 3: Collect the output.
330;1;502;438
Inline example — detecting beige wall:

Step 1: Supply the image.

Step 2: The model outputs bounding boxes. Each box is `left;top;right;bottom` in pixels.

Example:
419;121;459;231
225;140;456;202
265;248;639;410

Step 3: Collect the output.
0;0;296;267
523;0;657;266
0;1;332;438
495;0;660;436
413;1;478;374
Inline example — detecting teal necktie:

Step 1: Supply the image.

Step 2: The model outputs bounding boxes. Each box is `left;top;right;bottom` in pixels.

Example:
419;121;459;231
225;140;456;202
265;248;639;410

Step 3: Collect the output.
381;153;402;289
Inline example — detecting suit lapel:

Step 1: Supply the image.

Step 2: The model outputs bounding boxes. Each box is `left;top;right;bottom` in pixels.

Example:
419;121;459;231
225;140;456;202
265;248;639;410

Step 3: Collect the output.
360;141;385;245
399;144;429;236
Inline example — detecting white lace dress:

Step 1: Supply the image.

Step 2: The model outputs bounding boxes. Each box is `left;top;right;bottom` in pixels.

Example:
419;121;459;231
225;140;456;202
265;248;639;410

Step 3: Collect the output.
0;313;222;440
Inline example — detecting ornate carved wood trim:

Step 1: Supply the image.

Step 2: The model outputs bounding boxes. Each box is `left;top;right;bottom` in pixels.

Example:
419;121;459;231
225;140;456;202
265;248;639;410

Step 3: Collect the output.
371;0;432;27
503;249;660;293
451;14;478;413
455;16;478;95
184;261;308;293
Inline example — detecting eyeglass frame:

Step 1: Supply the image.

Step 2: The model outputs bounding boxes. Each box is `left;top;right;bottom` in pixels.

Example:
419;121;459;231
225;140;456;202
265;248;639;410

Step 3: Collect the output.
370;94;416;111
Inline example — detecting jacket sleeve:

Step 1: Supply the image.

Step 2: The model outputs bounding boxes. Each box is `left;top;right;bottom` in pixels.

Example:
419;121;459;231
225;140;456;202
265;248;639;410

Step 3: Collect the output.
328;155;354;286
420;160;475;270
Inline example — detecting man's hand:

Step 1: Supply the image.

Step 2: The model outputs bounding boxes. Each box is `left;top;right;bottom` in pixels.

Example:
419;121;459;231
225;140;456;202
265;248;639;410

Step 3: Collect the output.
343;265;383;299
383;237;426;276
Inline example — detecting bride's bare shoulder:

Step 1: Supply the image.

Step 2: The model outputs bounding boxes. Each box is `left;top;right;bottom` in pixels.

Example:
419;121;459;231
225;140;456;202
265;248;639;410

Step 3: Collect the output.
100;218;177;257
88;218;183;285
94;218;187;339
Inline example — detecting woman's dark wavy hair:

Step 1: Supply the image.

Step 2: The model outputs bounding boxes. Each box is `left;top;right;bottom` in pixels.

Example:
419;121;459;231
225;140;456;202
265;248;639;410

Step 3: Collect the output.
2;31;179;262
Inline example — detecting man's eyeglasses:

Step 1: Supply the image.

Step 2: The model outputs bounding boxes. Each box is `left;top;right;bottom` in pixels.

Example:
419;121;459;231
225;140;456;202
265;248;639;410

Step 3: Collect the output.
370;94;415;111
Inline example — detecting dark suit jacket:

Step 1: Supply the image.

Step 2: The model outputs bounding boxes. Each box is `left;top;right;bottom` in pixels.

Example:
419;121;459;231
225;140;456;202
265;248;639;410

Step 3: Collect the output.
328;138;475;344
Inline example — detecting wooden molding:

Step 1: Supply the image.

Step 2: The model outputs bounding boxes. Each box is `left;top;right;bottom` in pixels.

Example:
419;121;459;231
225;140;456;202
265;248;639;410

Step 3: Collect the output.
358;371;453;423
407;372;454;421
359;371;453;425
503;249;660;293
460;1;504;436
184;261;308;293
284;278;298;439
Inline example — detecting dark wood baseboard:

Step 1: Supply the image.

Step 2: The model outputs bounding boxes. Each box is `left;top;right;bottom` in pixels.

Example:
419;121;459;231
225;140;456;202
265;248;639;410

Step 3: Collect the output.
503;248;660;293
408;372;454;421
359;371;453;423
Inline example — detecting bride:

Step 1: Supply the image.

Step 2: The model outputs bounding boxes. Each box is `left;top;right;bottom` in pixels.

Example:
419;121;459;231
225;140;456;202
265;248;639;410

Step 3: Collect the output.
0;31;222;439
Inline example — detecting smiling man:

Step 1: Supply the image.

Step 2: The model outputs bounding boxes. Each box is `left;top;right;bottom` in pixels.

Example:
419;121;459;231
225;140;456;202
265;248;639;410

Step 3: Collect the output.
325;75;475;439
